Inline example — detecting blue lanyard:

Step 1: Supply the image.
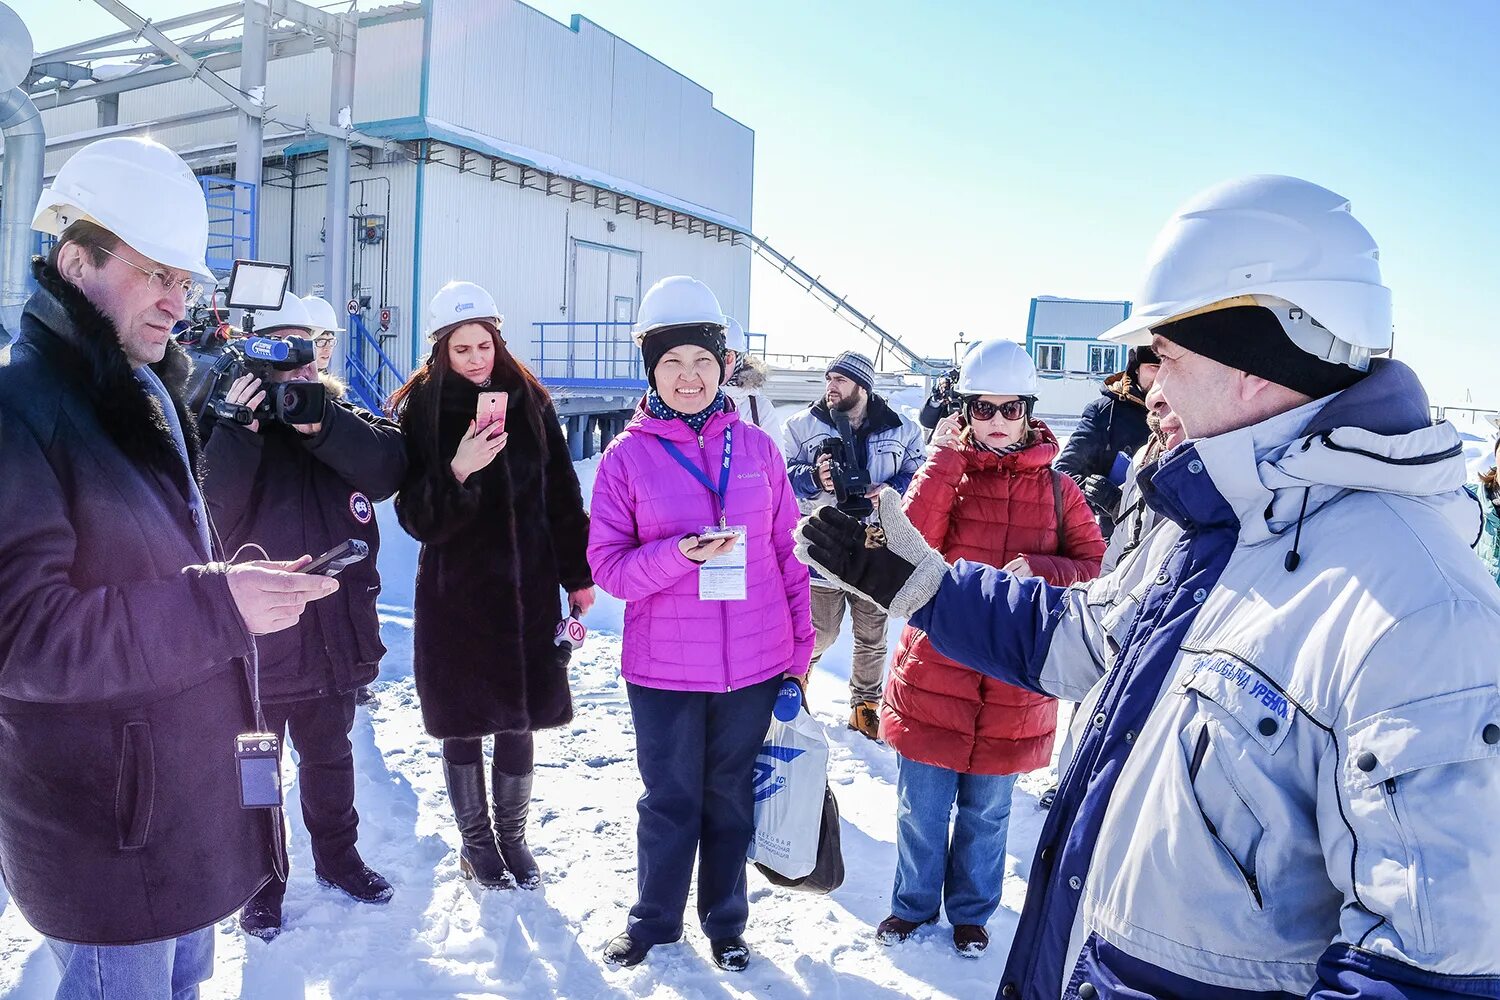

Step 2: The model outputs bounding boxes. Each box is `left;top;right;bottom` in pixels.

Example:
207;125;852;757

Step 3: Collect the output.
658;426;734;522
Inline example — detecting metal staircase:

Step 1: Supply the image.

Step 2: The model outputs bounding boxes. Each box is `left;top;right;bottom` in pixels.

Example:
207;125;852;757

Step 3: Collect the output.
749;234;948;376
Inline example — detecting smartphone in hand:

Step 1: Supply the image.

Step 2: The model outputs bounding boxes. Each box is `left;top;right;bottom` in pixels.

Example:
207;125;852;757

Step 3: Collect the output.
303;539;369;577
476;391;508;433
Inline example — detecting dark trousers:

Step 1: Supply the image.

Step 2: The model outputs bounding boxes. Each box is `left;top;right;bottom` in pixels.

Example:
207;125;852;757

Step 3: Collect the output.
441;732;534;775
258;692;360;902
625;676;781;944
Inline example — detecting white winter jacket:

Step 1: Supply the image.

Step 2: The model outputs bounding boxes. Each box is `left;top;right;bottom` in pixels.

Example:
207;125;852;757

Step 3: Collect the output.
908;360;1500;999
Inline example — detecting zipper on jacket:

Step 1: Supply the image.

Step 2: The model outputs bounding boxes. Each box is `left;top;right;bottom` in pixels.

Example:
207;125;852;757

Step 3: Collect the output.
698;429;733;693
1187;724;1262;907
1383;776;1432;952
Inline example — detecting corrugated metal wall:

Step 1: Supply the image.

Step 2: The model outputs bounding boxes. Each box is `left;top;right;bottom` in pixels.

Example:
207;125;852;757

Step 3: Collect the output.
425;0;754;227
417;158;751;375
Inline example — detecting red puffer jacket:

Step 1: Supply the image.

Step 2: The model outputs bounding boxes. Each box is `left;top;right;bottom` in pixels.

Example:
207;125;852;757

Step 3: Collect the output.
881;422;1105;774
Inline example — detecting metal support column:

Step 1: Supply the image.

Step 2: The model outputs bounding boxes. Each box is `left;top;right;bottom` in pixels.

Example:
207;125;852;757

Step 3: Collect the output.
235;0;269;283
324;9;356;375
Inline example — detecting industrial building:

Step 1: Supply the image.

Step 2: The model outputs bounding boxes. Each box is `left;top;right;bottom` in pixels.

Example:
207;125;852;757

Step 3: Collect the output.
4;0;757;422
1023;295;1133;418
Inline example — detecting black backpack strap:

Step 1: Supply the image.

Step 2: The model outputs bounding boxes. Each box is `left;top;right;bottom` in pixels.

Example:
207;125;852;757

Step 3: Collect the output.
1051;468;1066;550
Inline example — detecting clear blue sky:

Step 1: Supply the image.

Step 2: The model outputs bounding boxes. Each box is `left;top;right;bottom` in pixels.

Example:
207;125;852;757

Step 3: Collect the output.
15;0;1500;406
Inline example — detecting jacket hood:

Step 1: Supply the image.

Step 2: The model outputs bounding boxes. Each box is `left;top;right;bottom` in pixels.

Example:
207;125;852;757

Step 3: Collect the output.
961;419;1060;472
1188;358;1474;546
728;353;769;390
1102;371;1147;408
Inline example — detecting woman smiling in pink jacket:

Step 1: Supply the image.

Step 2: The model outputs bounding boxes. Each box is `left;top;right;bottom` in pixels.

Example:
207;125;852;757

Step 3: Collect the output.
588;277;812;973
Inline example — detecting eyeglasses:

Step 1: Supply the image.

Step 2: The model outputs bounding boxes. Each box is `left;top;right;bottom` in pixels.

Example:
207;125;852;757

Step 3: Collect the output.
313;335;337;348
97;246;204;307
966;397;1029;422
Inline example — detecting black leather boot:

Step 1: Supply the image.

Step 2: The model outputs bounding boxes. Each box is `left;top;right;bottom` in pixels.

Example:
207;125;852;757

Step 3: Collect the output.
443;759;514;889
492;765;540;889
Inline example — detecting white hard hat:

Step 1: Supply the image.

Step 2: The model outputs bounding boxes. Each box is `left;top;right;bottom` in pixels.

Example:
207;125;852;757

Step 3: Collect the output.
254;292;316;334
956;338;1038;397
302;295;345;333
426;280;502;341
724;316;747;353
33;137;214;282
1098;175;1392;366
632;275;726;347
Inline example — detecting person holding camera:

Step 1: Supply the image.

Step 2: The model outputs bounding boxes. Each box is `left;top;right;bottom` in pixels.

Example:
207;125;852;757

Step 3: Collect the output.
878;339;1103;956
1053;345;1160;538
0;137;339;999
782;351;924;739
392;281;593;893
918;368;962;442
588;276;812;972
201;292;407;940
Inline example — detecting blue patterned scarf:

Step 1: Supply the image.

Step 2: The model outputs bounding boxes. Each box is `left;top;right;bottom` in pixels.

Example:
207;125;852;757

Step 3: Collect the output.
646;389;726;433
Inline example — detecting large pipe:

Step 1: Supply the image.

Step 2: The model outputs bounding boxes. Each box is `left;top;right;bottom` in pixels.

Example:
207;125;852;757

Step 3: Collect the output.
324;10;356;376
1;86;45;347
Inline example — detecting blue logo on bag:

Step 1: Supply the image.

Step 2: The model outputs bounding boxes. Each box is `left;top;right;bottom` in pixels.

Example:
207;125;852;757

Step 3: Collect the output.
753;744;805;802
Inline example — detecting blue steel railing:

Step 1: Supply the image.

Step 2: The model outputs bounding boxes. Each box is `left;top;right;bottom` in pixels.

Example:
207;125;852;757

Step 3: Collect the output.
199;177;258;275
534;321;646;387
344;311;406;413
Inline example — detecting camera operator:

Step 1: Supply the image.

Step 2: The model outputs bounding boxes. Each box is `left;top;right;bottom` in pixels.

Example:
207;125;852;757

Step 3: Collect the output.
201;293;408;941
918;368;962;442
782;351;923;738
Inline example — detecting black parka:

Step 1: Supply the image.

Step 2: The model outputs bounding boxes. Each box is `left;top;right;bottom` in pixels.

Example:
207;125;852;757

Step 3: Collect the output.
0;261;274;945
202;388;407;702
395;370;592;739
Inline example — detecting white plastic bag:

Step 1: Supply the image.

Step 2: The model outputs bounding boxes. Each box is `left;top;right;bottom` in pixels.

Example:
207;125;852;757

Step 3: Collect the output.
748;685;829;879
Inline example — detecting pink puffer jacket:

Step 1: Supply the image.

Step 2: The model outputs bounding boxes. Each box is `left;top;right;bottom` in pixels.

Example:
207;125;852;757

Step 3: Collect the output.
588;400;814;692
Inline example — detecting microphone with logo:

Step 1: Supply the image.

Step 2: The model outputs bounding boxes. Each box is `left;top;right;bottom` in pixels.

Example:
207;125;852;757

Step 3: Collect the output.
555;604;587;658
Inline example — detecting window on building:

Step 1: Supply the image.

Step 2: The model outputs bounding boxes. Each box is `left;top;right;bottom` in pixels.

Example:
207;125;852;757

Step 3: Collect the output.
1036;343;1064;372
1088;345;1119;375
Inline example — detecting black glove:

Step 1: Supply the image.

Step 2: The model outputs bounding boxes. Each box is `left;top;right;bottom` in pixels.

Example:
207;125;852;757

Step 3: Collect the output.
798;506;918;610
1081;474;1122;518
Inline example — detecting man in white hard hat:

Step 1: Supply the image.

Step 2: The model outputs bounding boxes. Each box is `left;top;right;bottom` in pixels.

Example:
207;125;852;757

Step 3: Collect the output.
0;136;339;998
797;175;1500;998
302;295;344;374
783;350;925;739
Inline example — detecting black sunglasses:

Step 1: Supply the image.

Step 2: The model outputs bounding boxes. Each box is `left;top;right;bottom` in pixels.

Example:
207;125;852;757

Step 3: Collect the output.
966;397;1029;421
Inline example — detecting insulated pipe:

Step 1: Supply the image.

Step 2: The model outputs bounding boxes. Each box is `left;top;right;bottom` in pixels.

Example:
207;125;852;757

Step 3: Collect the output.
0;86;45;346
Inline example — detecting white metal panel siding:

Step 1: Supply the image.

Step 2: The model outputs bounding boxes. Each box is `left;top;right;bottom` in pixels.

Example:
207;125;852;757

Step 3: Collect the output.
425;0;753;226
353;18;423;122
1031;298;1130;341
416;162;751;377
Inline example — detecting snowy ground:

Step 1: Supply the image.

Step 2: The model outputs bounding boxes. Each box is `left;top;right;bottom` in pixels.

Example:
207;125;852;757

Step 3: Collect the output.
0;428;1055;1000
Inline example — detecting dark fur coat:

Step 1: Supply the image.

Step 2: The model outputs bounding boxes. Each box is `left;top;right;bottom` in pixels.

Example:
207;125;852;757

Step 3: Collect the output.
395;368;592;739
0;259;271;944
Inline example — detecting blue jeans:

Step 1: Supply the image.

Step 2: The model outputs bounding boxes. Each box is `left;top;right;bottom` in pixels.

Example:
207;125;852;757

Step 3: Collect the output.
891;754;1017;927
47;927;214;1000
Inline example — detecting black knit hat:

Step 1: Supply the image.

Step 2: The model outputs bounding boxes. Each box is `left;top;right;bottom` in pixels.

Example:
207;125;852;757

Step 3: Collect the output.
641;324;727;389
1152;305;1366;398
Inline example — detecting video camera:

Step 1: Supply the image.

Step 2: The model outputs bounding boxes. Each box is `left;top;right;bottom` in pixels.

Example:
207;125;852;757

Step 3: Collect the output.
189;335;326;426
180;259;326;428
816;408;873;518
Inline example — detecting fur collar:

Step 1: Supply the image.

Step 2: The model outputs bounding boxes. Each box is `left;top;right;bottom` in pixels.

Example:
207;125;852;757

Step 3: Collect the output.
25;258;203;486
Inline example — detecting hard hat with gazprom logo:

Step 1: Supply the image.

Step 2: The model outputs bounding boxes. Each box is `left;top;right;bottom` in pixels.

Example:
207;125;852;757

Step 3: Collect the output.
426;280;503;342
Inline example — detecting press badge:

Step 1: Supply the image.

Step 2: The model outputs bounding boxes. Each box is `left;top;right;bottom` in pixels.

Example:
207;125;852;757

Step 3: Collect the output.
699;526;748;601
236;732;283;809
